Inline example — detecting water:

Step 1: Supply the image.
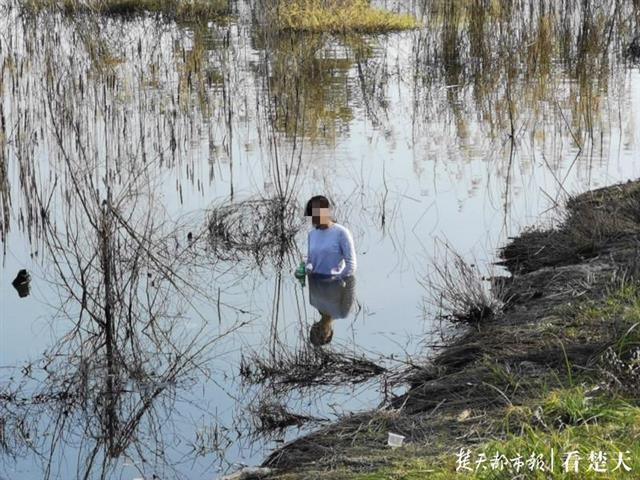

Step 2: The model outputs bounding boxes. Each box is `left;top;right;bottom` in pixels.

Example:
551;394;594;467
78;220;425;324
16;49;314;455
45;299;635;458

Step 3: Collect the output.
2;0;640;478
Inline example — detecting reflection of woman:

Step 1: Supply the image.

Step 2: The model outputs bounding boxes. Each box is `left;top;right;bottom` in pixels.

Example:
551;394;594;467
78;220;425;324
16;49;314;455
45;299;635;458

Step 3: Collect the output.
304;195;357;279
308;275;356;346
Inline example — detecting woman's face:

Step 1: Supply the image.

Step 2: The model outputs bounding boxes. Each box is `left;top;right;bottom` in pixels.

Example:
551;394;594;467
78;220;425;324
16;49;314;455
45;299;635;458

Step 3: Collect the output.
311;206;331;226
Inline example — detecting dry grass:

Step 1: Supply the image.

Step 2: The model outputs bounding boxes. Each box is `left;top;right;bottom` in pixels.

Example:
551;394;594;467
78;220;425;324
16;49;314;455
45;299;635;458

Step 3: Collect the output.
274;0;419;33
499;181;640;275
207;196;303;266
422;243;504;325
21;0;230;20
240;347;386;388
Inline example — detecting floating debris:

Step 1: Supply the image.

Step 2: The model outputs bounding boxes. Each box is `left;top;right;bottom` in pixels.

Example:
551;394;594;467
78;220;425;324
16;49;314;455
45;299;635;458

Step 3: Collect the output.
11;269;31;298
252;402;321;434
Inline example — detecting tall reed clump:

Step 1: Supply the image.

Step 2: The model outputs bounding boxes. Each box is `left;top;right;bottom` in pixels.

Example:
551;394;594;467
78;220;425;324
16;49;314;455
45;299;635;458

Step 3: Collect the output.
274;0;419;33
422;243;504;325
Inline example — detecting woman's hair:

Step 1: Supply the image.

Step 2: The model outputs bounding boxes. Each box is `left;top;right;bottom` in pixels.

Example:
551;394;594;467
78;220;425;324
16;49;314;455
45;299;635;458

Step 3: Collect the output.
305;195;330;216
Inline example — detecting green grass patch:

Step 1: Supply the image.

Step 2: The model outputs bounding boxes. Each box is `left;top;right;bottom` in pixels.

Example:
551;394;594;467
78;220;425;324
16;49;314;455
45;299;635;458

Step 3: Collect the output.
275;0;419;33
551;281;640;346
542;386;637;427
566;282;640;360
574;283;640;322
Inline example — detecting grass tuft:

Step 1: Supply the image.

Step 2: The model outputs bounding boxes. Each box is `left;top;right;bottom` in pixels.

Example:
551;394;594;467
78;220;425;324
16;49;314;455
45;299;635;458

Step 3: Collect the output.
274;0;419;33
421;243;504;326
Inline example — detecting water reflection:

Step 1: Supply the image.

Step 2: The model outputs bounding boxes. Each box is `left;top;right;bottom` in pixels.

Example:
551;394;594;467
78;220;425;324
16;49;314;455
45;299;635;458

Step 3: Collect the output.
252;32;363;142
308;274;356;346
2;0;640;477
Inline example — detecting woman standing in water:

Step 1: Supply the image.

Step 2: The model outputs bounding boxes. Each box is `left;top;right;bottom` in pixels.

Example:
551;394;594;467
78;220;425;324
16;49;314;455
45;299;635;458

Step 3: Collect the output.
304;195;357;278
304;195;357;346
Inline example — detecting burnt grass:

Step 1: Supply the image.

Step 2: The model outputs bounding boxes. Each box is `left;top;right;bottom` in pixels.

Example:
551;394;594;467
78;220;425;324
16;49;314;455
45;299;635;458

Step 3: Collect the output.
259;179;640;478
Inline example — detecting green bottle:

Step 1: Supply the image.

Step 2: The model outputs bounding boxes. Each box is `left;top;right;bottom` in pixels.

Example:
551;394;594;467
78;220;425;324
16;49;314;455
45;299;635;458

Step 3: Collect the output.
295;261;306;286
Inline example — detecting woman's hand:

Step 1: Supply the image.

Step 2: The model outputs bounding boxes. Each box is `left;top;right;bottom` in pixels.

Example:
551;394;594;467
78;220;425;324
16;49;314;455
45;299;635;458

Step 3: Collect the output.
330;266;342;275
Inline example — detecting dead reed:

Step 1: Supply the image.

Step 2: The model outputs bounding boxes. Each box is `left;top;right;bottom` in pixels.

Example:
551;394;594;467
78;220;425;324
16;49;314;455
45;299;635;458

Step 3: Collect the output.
207;195;303;266
240;347;386;388
422;242;504;325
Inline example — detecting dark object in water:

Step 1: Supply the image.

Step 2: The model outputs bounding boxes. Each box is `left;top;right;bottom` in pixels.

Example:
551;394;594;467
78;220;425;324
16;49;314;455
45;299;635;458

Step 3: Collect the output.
12;269;31;298
627;35;640;59
254;402;319;433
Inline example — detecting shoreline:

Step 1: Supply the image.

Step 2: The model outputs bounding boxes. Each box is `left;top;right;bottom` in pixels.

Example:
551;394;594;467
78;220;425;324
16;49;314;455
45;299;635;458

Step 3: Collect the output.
256;179;640;479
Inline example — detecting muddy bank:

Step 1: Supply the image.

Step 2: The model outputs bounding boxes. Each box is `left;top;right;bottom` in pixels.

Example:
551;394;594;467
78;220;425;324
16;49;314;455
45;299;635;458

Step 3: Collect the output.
255;179;640;478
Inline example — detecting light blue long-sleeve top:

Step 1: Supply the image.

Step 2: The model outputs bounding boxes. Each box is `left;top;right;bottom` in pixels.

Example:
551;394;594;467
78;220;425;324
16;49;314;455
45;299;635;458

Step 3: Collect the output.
306;223;357;278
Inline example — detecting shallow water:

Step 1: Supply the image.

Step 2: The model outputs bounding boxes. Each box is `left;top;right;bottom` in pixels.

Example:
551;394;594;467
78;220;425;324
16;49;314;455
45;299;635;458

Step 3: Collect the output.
2;0;640;477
